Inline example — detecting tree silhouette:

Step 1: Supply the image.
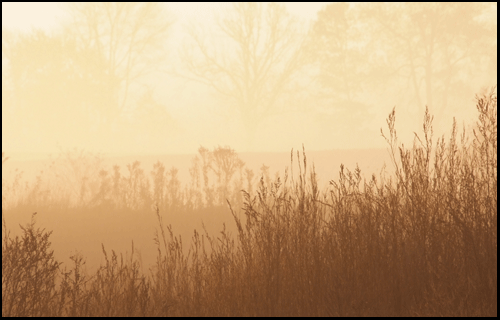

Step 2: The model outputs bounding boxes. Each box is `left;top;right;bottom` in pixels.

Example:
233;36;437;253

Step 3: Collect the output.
7;30;110;148
182;3;307;150
360;3;496;124
65;2;174;119
307;2;372;133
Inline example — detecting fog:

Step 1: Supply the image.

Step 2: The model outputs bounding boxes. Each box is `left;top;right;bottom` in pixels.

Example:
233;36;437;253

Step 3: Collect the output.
2;2;496;158
1;4;497;316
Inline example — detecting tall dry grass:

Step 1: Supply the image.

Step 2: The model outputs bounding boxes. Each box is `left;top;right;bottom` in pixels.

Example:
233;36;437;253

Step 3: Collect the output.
2;88;497;316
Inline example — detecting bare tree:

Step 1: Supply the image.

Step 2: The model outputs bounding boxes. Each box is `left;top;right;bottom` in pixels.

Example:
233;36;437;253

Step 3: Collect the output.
307;2;373;135
66;2;173;120
183;3;307;149
360;3;496;125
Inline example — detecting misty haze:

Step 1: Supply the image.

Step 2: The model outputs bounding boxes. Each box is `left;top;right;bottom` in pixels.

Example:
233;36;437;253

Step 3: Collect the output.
2;2;497;317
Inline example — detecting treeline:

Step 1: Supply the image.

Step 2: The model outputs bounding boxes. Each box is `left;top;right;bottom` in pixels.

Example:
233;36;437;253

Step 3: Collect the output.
2;3;496;151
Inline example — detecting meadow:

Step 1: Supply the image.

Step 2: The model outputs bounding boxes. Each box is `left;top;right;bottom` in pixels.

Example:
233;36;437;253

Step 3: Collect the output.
2;89;497;316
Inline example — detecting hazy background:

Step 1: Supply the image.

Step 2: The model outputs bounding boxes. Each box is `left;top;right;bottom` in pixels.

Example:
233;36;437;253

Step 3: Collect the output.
2;2;496;158
1;1;497;275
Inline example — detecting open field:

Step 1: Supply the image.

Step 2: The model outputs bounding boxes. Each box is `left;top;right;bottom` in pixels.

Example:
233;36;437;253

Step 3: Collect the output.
2;148;391;273
2;91;497;316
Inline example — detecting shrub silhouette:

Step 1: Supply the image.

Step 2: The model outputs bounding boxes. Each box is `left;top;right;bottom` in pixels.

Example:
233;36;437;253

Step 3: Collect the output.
2;212;62;317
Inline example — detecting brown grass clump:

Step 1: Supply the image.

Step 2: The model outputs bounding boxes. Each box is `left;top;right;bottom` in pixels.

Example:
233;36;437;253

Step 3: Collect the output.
2;212;61;317
2;87;497;316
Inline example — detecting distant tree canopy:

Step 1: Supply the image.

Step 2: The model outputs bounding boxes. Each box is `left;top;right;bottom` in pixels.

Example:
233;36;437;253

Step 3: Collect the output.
5;30;110;148
2;3;496;153
307;2;372;131
182;2;308;150
358;3;496;122
309;3;363;100
65;2;174;118
308;2;496;132
2;3;175;151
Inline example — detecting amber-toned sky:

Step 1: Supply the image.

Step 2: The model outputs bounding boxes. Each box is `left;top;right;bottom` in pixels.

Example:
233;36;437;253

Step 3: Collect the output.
2;2;497;157
3;2;326;31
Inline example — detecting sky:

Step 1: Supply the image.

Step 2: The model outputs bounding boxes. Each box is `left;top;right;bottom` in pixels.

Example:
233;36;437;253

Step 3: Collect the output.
2;2;496;157
2;2;327;31
2;2;67;32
